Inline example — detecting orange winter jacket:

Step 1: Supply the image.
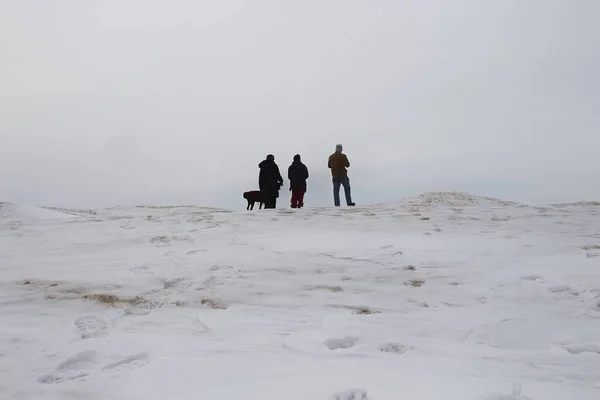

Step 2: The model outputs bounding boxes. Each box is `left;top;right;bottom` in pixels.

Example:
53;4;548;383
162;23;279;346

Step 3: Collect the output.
328;152;350;178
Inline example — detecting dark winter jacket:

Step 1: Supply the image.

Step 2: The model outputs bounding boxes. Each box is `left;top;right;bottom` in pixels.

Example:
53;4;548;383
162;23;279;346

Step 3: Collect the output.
258;156;284;198
328;151;350;178
288;155;309;191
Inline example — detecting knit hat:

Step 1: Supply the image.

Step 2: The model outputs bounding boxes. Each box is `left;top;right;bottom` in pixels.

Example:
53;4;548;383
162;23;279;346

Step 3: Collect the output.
293;154;301;161
266;154;275;161
335;144;343;152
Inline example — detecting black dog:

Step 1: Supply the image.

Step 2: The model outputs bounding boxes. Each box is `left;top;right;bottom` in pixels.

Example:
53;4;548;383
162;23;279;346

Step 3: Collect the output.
243;190;264;210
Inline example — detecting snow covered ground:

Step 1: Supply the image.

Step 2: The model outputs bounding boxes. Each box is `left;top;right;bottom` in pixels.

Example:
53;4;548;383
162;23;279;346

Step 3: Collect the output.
1;192;600;400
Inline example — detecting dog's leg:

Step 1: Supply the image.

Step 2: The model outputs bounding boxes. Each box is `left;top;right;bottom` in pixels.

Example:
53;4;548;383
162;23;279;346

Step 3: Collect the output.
259;201;263;209
247;199;251;210
251;201;255;210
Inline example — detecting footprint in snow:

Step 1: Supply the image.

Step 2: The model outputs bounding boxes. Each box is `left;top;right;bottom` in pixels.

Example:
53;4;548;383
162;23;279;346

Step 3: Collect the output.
284;330;360;355
37;373;89;384
185;249;206;256
139;289;172;310
324;337;359;350
74;316;109;339
102;352;150;372
195;265;237;290
378;343;408;355
521;275;543;282
563;344;600;355
38;351;150;384
163;277;195;290
37;350;98;385
548;285;580;296
149;236;171;246
129;265;153;275
56;350;98;371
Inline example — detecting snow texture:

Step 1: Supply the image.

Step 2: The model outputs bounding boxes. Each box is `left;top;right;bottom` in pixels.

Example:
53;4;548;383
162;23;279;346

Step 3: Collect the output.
1;192;600;399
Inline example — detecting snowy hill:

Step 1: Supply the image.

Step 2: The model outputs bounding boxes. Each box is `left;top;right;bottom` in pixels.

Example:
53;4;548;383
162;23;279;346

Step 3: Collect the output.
1;192;600;400
0;202;77;221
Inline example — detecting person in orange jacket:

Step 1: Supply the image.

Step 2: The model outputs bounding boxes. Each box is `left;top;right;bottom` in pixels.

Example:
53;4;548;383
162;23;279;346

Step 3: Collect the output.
328;144;355;207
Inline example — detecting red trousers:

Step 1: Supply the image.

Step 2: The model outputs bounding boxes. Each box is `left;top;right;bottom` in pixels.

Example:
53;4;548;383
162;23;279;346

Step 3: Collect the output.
290;189;305;208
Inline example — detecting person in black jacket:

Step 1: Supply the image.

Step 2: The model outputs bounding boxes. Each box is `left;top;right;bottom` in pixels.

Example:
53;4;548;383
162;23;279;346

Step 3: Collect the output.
258;154;284;209
288;154;309;208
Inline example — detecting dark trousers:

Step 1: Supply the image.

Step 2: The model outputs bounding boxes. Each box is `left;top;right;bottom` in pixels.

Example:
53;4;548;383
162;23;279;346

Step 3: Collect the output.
260;188;278;209
264;197;277;209
290;189;305;208
332;176;353;206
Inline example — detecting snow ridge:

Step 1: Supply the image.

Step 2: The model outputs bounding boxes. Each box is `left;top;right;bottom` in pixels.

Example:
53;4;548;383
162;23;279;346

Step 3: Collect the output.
405;191;525;208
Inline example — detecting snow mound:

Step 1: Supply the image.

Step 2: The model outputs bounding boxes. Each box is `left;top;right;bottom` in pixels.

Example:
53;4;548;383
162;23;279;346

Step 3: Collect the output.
404;191;524;208
0;202;76;221
550;201;600;208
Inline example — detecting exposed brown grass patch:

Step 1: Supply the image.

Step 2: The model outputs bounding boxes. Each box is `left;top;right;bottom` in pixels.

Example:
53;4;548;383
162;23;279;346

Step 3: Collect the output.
82;293;147;306
420;217;431;221
379;343;407;354
355;308;381;315
17;279;64;288
306;285;343;293
200;298;227;309
404;279;425;287
582;245;600;250
403;265;416;271
45;290;190;309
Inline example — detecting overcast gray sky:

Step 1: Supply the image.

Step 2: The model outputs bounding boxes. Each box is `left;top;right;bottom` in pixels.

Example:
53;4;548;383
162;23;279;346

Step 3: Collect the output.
1;0;599;210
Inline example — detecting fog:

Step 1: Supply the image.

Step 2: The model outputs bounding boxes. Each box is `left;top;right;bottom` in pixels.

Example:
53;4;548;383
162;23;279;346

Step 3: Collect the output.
2;0;599;210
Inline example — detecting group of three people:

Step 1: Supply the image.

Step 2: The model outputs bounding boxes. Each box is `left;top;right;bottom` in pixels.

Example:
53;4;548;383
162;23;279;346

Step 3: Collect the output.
258;144;356;209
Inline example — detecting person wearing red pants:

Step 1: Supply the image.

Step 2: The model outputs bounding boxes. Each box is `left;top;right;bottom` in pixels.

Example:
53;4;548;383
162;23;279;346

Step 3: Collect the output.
288;154;309;208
